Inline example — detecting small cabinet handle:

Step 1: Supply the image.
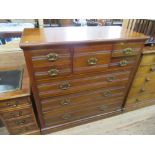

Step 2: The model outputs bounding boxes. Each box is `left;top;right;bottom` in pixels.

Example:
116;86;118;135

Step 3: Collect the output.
123;48;133;55
140;88;145;93
150;67;155;72
87;57;98;65
7;102;18;107
62;114;71;120
10;111;23;118
145;77;151;82
59;82;71;90
60;98;71;106
48;69;59;77
46;53;59;61
119;60;128;67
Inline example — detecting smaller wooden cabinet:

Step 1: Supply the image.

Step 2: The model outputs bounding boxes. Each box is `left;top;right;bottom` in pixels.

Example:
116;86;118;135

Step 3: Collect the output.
0;67;40;135
125;45;155;111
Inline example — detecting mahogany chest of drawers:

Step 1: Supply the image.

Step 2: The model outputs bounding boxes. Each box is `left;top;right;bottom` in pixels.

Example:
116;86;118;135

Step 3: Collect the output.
20;26;148;134
125;45;155;111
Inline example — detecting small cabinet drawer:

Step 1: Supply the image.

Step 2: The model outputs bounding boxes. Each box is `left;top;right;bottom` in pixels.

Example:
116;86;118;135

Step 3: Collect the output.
140;54;155;65
0;98;30;110
73;44;112;73
41;86;125;112
6;115;35;128
37;70;130;99
9;124;38;135
0;106;32;120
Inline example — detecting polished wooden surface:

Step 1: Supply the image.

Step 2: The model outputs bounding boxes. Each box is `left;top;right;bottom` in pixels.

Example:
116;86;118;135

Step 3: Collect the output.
20;26;148;48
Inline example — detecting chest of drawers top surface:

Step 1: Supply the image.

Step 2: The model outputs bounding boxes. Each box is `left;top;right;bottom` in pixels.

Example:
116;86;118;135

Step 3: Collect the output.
20;26;148;48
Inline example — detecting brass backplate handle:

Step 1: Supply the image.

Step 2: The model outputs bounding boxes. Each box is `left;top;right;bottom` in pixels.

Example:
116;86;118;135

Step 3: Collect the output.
59;81;71;90
107;76;116;82
46;53;59;61
62;114;71;120
87;57;98;65
60;98;71;106
123;48;133;55
119;60;128;67
103;90;112;97
150;67;155;72
48;69;59;77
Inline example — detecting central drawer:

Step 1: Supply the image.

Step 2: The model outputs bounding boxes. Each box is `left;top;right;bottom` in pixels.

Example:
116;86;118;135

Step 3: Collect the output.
37;70;131;98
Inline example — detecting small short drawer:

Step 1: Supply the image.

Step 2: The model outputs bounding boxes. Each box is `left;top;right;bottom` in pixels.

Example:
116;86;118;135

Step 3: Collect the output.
1;106;32;120
140;54;155;65
113;42;143;51
31;48;71;68
109;56;137;69
73;44;112;73
9;124;38;135
34;65;72;80
0;97;30;110
6;115;35;128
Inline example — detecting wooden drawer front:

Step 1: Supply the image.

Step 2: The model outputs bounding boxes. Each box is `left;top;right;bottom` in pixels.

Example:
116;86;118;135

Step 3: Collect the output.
113;42;143;50
41;86;125;112
140;54;155;65
73;51;111;73
6;115;35;129
31;48;71;68
136;64;155;76
109;56;137;69
33;65;71;80
126;92;155;105
9;124;38;135
44;101;122;127
0;106;32;120
73;44;112;73
38;71;130;98
112;42;142;57
131;72;155;87
0;98;30;110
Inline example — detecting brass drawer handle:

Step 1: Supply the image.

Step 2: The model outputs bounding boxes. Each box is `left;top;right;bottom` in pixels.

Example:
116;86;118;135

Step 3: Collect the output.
150;67;155;72
7;102;18;107
119;60;128;67
59;82;71;90
99;105;108;111
48;69;59;77
46;53;59;61
145;77;151;82
16;120;26;125
106;76;116;82
123;48;133;55
60;98;71;106
135;98;140;102
103;90;112;97
10;111;23;118
87;57;98;65
62;114;71;120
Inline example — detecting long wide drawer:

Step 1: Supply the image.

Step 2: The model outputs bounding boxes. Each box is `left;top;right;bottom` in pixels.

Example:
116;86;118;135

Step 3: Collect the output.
41;86;125;112
37;70;131;98
44;100;122;127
